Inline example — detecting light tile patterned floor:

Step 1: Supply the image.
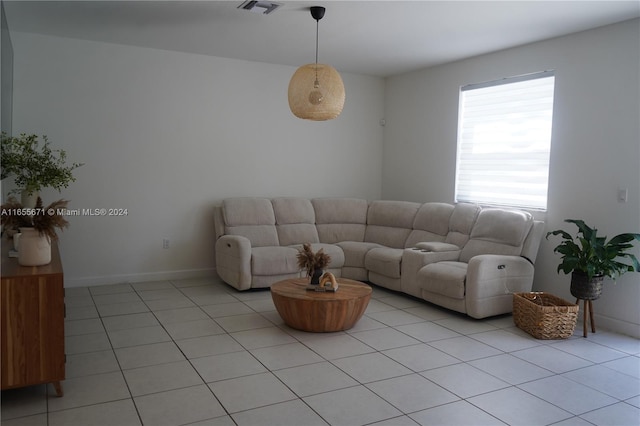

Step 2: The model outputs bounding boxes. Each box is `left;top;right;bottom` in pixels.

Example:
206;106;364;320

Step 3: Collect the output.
2;276;639;426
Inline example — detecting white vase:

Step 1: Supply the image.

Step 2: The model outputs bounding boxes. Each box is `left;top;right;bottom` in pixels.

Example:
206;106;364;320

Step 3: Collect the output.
18;227;51;266
21;190;40;208
13;232;22;251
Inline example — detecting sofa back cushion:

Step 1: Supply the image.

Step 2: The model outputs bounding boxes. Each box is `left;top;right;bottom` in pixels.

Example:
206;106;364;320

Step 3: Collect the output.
312;198;368;243
521;220;545;263
405;203;454;247
222;197;279;247
460;208;533;262
445;203;481;248
273;197;320;246
365;200;420;248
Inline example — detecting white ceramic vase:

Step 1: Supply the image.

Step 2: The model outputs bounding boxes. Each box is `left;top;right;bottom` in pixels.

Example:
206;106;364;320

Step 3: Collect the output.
18;227;51;266
13;232;22;250
21;190;40;209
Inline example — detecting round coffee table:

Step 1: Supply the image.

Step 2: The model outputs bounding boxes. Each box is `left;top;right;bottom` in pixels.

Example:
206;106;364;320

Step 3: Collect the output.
270;278;372;332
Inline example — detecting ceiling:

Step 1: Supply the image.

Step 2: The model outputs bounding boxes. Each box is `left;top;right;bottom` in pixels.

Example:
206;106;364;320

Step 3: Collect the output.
3;1;639;77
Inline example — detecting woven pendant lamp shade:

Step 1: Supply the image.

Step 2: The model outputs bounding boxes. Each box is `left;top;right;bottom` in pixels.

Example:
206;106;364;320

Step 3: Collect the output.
288;63;345;121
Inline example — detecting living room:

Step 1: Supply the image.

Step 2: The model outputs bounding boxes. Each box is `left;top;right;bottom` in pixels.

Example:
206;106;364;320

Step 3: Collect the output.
3;1;638;336
1;1;639;424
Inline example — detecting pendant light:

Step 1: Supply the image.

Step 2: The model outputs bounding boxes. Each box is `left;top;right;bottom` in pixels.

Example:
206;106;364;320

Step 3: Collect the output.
288;6;345;121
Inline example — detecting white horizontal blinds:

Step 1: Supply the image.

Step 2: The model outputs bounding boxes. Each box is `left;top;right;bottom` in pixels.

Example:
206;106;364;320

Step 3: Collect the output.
455;71;555;210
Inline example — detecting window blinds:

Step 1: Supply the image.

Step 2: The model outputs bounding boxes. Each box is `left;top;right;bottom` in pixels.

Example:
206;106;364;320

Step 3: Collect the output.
455;71;555;210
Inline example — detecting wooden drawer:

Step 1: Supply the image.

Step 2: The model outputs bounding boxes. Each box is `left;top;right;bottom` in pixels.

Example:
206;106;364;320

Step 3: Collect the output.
1;239;65;396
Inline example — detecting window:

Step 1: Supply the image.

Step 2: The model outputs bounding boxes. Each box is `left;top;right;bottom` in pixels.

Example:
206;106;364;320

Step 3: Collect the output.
455;71;555;210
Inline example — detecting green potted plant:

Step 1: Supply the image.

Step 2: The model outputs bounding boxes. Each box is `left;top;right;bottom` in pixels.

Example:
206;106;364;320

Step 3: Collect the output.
1;132;83;205
546;219;640;300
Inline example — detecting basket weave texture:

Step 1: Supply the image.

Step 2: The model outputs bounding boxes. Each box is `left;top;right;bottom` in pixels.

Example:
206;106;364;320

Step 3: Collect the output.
513;292;578;339
570;273;604;300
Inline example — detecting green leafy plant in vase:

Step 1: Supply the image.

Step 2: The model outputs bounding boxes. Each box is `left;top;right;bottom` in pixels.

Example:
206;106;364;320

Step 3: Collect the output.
546;219;640;300
1;132;83;206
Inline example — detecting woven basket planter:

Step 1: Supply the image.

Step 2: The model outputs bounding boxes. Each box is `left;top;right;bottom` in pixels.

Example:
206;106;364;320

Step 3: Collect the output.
570;272;604;300
513;292;578;339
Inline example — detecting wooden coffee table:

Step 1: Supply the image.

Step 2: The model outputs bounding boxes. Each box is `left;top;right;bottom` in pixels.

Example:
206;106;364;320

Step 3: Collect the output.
271;278;372;332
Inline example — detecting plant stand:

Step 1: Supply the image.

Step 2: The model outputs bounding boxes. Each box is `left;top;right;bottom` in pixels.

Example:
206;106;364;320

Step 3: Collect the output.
570;273;601;338
576;298;596;337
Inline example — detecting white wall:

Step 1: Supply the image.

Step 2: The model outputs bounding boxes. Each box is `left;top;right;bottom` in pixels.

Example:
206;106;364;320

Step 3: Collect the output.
10;32;385;286
384;19;640;337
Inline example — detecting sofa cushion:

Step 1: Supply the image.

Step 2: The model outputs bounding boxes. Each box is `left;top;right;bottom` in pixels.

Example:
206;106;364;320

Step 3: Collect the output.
521;220;545;263
336;241;382;268
223;198;279;247
420;261;468;299
313;198;368;243
277;224;319;246
414;242;460;252
223;198;276;227
273;197;316;224
445;203;481;248
460;208;533;262
365;247;403;278
365;200;420;248
273;198;319;246
251;246;300;275
226;225;279;248
406;203;454;247
316;223;367;244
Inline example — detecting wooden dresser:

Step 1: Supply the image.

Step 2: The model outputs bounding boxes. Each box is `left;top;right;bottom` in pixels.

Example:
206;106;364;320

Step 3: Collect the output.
1;238;65;396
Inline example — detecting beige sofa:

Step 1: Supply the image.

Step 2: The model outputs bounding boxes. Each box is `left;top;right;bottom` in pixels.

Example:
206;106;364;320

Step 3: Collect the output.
213;197;544;319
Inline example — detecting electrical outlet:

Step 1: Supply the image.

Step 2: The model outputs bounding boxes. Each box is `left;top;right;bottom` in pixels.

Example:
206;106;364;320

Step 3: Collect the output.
162;238;170;249
618;188;628;203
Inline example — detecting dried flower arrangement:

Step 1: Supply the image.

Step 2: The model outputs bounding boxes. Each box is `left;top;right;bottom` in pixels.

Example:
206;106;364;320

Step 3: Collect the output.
296;242;331;278
1;196;69;240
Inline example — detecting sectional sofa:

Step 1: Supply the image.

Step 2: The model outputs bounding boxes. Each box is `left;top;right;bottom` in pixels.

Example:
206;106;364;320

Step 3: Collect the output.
213;197;544;319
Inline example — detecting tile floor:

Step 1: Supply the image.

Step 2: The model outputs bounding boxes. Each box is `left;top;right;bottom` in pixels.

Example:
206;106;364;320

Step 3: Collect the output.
1;276;639;426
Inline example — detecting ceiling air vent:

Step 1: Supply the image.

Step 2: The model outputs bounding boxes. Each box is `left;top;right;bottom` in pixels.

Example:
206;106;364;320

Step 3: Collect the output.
238;1;282;15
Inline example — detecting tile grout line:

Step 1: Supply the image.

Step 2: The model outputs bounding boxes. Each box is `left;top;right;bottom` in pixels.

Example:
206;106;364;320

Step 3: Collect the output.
7;278;639;425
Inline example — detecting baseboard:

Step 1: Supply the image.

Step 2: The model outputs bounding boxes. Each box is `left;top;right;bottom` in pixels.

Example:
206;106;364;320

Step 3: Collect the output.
63;268;217;288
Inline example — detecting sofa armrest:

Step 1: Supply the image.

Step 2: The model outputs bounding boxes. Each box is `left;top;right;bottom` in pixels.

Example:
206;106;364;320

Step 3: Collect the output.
467;255;535;297
465;254;535;318
215;235;253;291
405;247;461;265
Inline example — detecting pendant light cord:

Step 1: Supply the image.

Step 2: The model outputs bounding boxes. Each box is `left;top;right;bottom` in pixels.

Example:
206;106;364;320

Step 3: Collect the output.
314;17;319;85
315;18;319;65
